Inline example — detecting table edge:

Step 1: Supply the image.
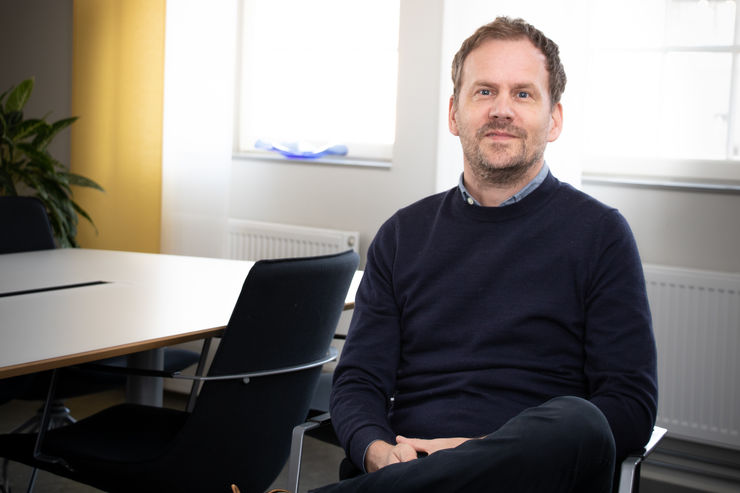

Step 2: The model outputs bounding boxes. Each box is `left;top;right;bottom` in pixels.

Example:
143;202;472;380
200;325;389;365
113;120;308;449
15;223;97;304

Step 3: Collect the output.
0;326;226;379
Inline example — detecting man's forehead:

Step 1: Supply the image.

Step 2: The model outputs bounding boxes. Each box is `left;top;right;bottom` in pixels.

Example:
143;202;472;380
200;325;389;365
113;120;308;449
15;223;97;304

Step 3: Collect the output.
462;38;548;84
467;37;545;66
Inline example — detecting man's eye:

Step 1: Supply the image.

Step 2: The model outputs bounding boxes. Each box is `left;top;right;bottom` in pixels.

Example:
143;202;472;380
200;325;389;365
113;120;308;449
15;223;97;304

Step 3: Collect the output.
479;89;491;96
517;91;530;98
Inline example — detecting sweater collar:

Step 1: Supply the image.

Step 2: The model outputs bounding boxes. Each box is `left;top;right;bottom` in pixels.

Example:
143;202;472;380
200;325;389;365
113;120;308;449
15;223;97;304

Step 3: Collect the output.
452;170;560;222
458;162;550;207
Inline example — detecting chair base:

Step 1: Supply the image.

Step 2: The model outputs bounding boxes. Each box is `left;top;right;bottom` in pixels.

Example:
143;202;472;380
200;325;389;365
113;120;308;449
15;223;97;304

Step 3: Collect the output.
1;401;76;493
12;401;77;435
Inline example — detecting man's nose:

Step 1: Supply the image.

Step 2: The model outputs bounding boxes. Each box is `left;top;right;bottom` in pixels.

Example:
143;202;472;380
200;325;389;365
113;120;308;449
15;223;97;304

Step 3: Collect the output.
488;96;514;121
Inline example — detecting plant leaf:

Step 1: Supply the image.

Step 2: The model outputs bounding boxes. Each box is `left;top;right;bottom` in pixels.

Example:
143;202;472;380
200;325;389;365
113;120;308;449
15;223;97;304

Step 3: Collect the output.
30;120;52;149
0;87;11;105
4;78;34;113
0;168;17;195
49;116;78;134
33;116;78;150
71;200;97;232
16;143;56;173
8;118;45;141
63;172;104;192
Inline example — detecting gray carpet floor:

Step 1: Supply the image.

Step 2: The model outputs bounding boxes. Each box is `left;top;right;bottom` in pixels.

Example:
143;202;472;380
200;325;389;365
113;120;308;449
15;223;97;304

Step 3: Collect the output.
0;389;345;493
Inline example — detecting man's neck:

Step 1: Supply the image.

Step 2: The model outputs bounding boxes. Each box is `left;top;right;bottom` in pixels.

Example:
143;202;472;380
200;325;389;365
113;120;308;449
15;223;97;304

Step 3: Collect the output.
463;161;545;207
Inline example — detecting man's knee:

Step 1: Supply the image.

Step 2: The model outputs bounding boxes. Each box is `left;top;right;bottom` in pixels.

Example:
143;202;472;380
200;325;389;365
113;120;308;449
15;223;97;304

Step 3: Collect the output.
464;397;615;491
542;396;616;465
491;396;615;465
547;397;612;437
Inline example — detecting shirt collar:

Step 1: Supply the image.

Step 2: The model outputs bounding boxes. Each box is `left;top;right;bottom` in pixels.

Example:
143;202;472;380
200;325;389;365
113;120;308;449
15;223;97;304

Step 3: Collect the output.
459;162;550;207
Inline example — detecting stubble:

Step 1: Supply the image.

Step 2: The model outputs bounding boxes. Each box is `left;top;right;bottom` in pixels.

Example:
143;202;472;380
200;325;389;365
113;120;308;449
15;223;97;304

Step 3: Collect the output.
461;120;546;187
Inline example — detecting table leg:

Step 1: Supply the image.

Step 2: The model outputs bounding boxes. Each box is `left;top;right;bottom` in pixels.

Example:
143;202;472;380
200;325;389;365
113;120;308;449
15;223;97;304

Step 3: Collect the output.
125;348;164;406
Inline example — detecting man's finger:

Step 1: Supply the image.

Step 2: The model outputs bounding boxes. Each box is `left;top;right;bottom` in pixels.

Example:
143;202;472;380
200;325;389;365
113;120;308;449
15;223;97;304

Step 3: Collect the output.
394;443;420;462
396;435;427;453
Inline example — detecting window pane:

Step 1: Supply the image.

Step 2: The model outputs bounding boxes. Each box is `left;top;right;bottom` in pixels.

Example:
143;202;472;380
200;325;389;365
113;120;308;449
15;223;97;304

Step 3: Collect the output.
584;0;739;170
238;0;400;160
658;52;732;160
584;52;664;159
588;0;666;49
665;0;737;46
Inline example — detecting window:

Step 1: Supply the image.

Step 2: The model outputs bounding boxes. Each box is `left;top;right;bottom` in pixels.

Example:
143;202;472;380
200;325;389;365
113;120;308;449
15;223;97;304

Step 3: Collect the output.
582;0;740;181
235;0;400;164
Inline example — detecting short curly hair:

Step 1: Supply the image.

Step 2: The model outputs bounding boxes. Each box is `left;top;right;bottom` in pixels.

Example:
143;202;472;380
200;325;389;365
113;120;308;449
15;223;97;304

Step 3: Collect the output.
451;17;567;107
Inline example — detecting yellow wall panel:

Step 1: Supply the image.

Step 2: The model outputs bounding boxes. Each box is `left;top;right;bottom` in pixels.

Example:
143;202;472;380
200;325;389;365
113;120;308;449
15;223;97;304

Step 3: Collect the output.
71;0;165;252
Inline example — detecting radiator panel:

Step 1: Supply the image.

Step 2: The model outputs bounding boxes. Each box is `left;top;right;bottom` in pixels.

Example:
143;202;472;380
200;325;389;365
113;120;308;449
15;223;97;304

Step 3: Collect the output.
644;264;740;449
226;219;359;261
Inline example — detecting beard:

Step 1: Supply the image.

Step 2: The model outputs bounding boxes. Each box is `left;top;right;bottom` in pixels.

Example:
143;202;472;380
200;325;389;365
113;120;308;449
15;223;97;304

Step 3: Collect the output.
460;120;546;186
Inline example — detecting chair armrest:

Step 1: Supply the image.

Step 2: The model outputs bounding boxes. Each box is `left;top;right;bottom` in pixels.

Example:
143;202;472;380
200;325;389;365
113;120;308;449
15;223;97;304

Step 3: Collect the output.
288;412;333;493
79;347;338;383
617;426;667;493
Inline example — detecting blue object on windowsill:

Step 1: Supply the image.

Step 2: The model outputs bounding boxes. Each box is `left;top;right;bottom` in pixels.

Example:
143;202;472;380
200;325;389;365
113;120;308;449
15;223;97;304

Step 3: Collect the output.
254;140;348;159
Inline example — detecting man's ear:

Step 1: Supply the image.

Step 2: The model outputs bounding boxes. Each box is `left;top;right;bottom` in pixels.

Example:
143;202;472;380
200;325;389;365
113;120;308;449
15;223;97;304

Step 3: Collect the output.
448;96;460;136
547;102;563;142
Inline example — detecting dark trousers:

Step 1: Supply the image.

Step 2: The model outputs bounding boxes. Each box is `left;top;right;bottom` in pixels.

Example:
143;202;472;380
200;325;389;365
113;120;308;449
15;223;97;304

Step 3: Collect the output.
310;396;616;493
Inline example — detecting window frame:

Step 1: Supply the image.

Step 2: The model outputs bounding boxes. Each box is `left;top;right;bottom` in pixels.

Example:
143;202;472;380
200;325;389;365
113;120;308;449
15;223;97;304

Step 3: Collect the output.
232;0;400;169
581;0;740;185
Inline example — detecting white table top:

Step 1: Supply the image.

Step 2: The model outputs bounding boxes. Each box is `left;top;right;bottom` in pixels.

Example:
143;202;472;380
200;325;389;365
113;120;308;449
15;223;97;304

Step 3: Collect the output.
1;249;361;379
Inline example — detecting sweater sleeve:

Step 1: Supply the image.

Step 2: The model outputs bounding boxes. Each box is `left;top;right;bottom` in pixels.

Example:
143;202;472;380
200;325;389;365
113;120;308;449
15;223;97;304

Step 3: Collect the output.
584;210;658;462
330;219;401;470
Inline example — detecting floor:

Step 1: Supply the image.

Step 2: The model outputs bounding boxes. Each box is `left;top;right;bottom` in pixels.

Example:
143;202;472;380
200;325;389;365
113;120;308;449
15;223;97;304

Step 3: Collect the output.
1;390;737;493
0;389;345;493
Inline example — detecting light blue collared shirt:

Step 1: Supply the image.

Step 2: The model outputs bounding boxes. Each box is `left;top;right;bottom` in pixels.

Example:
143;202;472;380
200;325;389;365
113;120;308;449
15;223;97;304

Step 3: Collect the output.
459;162;550;207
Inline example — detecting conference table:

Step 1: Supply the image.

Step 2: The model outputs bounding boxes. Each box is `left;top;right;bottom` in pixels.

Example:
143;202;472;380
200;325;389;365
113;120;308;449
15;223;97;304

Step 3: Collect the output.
0;248;361;405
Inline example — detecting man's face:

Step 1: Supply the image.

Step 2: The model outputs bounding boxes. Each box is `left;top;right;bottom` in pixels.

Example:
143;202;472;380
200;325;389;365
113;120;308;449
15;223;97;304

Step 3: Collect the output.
449;38;563;185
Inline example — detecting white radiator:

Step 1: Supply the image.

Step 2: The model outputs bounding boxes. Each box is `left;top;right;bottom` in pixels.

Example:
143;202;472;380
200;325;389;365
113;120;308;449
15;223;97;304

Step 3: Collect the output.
226;219;359;261
644;264;740;450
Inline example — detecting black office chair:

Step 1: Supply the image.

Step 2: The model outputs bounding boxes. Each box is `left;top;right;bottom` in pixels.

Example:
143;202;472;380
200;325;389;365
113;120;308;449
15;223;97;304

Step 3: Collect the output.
0;196;57;254
0;250;360;493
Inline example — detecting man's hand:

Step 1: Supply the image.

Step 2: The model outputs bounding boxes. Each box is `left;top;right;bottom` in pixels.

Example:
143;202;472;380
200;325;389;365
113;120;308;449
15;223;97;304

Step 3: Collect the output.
395;435;471;456
364;439;418;473
365;436;474;472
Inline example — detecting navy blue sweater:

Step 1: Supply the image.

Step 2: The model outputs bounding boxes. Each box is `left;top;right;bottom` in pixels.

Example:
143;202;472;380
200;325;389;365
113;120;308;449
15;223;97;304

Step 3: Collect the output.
331;172;658;469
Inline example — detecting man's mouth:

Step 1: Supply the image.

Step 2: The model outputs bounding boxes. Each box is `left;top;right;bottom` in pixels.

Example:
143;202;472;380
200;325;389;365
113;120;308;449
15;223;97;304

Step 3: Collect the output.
478;124;524;141
486;131;517;139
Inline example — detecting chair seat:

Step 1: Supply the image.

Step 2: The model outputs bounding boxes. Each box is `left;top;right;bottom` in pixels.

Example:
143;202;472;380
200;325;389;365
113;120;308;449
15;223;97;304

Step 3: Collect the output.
0;404;188;467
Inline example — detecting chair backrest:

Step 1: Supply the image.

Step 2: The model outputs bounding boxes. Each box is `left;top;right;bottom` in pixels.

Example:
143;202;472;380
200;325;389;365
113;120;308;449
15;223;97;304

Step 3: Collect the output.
159;250;359;493
0;196;56;253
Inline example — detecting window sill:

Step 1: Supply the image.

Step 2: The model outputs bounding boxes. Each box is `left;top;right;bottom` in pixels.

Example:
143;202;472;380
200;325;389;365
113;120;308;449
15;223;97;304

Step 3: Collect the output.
581;156;740;185
232;150;392;169
582;173;740;194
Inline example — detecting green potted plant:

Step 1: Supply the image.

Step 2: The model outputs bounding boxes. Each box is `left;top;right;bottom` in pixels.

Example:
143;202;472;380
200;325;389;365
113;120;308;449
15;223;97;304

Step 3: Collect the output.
0;77;103;247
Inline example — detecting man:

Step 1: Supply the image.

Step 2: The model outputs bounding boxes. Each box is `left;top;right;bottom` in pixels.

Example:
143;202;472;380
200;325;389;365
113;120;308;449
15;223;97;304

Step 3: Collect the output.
313;17;657;493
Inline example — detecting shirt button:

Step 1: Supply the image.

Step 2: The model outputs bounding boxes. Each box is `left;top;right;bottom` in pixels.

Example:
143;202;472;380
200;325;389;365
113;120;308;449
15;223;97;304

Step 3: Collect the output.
467;197;475;205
